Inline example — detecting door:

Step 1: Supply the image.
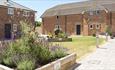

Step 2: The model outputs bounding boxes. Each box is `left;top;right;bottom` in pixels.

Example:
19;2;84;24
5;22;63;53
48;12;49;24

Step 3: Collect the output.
4;24;11;39
76;25;81;35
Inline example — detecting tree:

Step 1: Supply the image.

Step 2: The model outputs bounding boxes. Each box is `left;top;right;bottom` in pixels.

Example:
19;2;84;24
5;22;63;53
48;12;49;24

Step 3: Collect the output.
35;21;42;27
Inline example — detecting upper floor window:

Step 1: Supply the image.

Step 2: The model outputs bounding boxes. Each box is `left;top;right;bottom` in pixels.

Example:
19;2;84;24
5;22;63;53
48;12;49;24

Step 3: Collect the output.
13;24;17;32
89;24;93;29
89;10;100;16
96;24;100;29
56;16;59;19
23;10;30;17
8;7;14;15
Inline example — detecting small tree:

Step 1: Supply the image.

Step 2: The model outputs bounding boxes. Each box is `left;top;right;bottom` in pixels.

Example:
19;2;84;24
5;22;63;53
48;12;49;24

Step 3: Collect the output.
35;21;42;27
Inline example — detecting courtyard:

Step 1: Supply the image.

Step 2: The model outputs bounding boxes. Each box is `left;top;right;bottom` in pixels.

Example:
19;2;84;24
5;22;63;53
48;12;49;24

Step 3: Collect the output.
52;36;105;59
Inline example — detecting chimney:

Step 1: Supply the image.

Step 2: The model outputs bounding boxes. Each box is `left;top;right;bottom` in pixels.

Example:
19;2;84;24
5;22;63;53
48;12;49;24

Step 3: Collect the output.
7;0;9;2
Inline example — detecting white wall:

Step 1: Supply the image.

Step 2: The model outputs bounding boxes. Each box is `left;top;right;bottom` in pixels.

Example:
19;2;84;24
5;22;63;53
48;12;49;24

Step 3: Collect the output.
0;0;7;6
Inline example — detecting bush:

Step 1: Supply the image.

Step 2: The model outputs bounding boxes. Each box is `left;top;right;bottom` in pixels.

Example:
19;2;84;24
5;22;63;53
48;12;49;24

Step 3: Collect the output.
0;21;67;69
35;21;41;27
51;49;67;60
2;57;16;68
106;26;112;36
38;46;51;65
54;29;67;38
92;34;96;37
17;59;35;70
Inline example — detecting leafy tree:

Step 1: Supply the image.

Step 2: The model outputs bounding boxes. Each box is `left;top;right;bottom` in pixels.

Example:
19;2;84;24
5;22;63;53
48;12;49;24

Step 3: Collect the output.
35;21;42;27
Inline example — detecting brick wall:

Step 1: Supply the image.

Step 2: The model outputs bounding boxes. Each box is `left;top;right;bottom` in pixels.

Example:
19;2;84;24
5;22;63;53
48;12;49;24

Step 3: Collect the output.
111;12;115;35
42;10;111;36
0;6;35;39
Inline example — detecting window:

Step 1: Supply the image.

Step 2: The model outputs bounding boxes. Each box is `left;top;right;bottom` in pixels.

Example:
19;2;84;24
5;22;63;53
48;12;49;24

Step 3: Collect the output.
89;10;100;16
96;24;100;29
95;10;100;15
57;16;59;19
54;25;62;31
89;24;93;29
8;7;14;15
13;24;17;32
23;10;29;17
55;25;60;29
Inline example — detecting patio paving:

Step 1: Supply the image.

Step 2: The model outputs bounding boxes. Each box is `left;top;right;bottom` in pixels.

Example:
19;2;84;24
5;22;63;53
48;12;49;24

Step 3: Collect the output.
75;39;115;70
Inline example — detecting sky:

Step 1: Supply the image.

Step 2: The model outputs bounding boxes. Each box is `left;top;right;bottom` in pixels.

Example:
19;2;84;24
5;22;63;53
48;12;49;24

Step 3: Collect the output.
13;0;87;21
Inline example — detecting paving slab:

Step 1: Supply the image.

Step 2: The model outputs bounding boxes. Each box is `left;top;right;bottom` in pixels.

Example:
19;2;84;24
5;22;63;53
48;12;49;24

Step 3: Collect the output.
75;39;115;70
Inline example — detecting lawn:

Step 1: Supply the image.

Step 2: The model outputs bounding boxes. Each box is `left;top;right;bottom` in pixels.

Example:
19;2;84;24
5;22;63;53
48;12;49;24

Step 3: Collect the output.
52;36;105;60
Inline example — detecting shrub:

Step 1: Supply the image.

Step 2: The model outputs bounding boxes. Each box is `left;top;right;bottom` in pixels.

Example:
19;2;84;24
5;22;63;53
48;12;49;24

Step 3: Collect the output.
106;26;112;36
38;46;51;65
35;21;41;27
0;21;67;69
51;49;67;60
92;34;96;37
3;57;16;68
54;29;67;38
17;59;35;70
58;32;66;38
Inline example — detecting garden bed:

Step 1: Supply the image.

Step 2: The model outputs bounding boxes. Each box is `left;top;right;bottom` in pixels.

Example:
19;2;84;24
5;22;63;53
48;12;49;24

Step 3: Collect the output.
0;22;71;70
0;53;76;70
48;38;72;42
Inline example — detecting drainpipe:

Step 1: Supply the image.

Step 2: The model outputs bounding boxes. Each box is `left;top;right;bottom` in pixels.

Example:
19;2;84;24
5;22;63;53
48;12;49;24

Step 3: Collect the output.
110;12;112;30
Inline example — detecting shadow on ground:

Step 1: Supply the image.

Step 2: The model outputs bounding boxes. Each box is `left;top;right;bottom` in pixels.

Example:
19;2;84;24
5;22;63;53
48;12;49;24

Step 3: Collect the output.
69;63;81;70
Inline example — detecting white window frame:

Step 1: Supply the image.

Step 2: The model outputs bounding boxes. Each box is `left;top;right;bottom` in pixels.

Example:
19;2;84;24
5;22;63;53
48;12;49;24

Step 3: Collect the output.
89;10;100;16
13;24;17;32
54;25;62;31
89;24;93;29
55;25;60;29
8;7;14;15
96;24;100;29
95;10;100;15
23;10;29;17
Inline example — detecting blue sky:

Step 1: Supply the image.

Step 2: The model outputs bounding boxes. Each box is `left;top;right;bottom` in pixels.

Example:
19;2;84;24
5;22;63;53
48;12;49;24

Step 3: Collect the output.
13;0;87;21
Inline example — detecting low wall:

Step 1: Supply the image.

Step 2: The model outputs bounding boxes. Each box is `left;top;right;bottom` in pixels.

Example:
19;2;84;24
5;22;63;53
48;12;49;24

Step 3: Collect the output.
0;53;76;70
0;65;13;70
36;53;77;70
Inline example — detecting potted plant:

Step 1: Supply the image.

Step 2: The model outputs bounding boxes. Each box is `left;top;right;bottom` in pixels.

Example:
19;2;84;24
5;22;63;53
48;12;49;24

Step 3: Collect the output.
106;26;114;39
109;32;114;39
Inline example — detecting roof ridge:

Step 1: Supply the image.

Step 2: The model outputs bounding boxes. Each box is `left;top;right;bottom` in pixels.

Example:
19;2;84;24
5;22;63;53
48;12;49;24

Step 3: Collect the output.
41;0;115;17
9;0;34;11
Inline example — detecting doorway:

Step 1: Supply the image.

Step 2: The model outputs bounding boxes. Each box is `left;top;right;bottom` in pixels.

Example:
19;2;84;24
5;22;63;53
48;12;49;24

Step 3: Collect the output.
4;24;12;39
76;25;81;35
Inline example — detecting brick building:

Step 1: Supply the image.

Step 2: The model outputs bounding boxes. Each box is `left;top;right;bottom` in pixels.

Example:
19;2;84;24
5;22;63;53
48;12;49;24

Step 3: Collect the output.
41;0;115;36
0;0;36;40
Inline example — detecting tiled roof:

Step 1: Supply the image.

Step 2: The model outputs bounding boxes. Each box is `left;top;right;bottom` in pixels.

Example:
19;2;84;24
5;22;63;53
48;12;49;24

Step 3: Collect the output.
0;0;36;11
41;0;115;17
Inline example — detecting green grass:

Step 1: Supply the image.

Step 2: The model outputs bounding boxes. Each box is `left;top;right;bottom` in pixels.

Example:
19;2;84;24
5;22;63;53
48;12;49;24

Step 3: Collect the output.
53;36;105;60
